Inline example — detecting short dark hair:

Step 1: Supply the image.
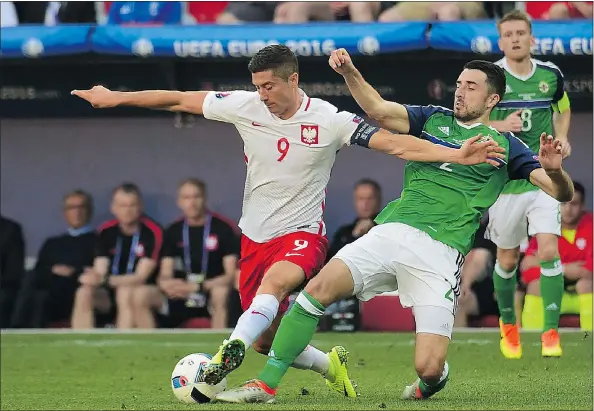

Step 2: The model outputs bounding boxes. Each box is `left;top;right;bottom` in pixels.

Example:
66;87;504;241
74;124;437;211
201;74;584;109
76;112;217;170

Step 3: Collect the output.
498;10;532;34
112;182;143;200
573;181;585;202
178;178;207;197
355;178;382;199
248;45;298;81
463;60;506;102
63;189;94;221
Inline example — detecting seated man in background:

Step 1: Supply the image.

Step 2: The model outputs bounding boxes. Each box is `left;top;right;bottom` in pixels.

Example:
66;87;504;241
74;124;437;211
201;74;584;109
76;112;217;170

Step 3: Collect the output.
216;2;278;23
107;1;182;25
526;1;593;20
273;2;395;23
454;215;499;328
521;182;592;331
71;183;163;329
34;190;97;326
0;215;25;328
136;179;238;329
378;1;486;21
327;178;381;260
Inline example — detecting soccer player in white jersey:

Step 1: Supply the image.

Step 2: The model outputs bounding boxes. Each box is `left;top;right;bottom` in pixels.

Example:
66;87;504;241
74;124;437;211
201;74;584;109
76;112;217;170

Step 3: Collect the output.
72;45;504;396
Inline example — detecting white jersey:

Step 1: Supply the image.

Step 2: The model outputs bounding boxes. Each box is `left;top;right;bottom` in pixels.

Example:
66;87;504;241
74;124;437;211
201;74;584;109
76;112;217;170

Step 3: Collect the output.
202;90;364;243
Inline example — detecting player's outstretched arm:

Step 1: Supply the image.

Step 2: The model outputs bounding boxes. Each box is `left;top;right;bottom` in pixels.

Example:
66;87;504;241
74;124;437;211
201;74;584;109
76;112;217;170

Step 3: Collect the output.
329;49;410;133
71;86;208;114
361;128;505;166
528;133;574;202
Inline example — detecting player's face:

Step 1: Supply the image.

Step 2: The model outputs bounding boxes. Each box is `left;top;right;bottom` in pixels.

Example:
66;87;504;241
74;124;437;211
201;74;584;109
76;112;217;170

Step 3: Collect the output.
177;183;205;219
252;70;298;117
111;191;142;226
498;20;534;61
354;185;379;219
454;69;499;122
561;191;584;226
63;195;89;229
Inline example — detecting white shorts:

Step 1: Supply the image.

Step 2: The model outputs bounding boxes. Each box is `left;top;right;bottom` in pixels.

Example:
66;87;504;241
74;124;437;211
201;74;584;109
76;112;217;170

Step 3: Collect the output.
486;190;561;249
333;223;464;338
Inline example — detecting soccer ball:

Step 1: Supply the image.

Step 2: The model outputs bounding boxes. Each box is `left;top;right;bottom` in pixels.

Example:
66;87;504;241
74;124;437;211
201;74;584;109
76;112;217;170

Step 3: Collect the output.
171;353;227;403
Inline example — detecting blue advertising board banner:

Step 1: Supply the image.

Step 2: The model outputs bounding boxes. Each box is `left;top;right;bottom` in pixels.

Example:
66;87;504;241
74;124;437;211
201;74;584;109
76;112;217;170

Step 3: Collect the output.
430;20;593;56
0;21;591;58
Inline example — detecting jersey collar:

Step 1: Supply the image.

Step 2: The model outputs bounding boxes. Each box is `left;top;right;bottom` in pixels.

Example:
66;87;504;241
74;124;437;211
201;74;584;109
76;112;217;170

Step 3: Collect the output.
501;57;536;81
267;89;310;123
455;119;482;129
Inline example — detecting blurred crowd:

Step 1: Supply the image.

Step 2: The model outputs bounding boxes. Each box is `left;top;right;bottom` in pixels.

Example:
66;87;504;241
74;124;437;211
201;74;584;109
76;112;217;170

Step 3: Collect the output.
1;1;592;27
1;177;590;330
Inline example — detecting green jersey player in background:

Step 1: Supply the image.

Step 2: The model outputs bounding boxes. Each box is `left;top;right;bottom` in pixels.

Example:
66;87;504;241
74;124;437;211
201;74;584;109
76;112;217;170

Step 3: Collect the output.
213;52;574;404
488;10;572;360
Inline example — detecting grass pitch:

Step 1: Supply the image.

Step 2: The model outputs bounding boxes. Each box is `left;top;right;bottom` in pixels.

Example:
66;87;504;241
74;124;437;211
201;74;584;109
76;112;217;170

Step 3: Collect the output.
1;330;592;410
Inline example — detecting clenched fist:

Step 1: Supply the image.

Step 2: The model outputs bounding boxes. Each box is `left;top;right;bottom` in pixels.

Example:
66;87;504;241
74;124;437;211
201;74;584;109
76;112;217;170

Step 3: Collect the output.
328;48;357;76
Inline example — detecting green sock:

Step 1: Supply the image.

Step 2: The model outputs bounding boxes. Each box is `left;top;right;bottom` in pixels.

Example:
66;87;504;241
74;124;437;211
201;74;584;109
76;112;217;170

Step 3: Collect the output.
493;262;517;325
258;291;325;389
540;258;564;331
418;362;449;398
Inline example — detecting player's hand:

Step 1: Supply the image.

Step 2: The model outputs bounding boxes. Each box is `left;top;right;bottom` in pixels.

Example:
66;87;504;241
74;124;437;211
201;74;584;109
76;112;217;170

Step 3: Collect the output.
108;275;124;288
458;134;506;167
328;48;356;76
502;110;523;133
71;85;120;108
556;139;572;158
538;132;563;172
352;218;375;238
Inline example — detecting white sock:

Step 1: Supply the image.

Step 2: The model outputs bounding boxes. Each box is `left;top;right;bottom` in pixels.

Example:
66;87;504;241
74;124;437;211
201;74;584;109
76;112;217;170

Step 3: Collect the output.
229;294;279;348
291;345;330;375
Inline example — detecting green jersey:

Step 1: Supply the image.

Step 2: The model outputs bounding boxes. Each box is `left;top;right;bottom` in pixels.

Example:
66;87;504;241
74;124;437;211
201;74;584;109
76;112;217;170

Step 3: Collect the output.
375;105;541;255
490;58;569;194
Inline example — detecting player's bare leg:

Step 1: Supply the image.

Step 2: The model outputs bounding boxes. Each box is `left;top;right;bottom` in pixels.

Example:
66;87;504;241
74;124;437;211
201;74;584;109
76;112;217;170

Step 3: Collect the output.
494;247;522;359
535;233;564;357
402;331;450;400
214;259;358;403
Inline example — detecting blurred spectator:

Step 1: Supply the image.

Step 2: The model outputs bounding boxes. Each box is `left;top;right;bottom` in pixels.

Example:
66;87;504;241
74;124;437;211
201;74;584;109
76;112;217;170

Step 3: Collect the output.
520;182;592;331
1;1;19;27
143;179;239;329
526;1;593;19
454;216;499;328
379;1;486;21
108;1;182;25
34;190;97;327
188;1;228;23
12;1;48;24
71;183;163;329
274;2;396;23
217;2;279;24
327;179;382;260
53;2;97;24
0;215;25;328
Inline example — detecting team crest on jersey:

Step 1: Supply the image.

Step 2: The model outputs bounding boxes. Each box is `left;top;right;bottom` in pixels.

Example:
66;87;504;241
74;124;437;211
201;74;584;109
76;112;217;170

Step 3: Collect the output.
538;81;549;94
135;243;145;257
301;125;319;145
576;238;586;250
215;92;231;99
505;84;513;94
205;234;219;251
438;126;450;136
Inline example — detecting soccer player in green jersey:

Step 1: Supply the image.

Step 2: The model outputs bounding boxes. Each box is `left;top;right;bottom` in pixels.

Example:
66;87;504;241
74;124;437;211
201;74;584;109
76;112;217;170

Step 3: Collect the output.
213;52;574;403
487;10;572;359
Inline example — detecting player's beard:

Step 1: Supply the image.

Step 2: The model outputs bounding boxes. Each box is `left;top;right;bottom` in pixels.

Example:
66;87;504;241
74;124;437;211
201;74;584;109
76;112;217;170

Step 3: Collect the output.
454;104;485;123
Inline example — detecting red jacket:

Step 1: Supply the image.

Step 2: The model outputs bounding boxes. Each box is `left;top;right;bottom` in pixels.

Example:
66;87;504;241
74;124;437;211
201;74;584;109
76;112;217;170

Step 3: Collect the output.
521;212;593;284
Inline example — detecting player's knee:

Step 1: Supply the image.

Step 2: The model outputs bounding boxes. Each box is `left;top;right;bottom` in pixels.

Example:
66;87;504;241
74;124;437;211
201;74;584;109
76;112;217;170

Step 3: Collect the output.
526;280;541;296
576;278;593;294
303;275;334;307
535;234;559;262
415;356;446;385
497;248;520;272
